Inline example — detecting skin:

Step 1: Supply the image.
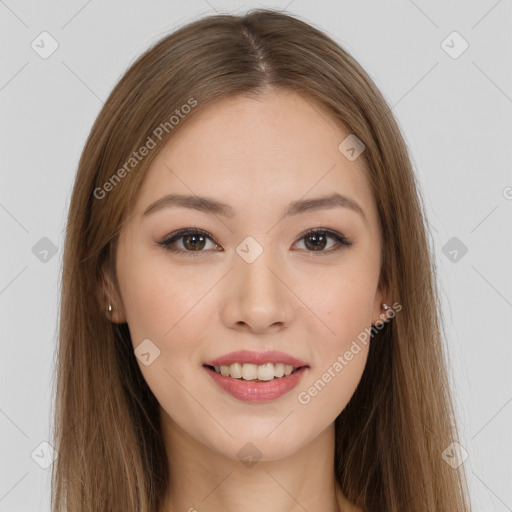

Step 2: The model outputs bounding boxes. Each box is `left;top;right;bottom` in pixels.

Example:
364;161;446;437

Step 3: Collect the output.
103;89;391;512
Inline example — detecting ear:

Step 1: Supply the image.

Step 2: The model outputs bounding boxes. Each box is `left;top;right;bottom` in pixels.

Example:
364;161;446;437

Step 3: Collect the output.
371;282;393;326
96;265;127;324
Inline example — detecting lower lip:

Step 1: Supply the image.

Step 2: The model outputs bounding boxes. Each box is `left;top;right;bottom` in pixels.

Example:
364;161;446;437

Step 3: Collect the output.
204;366;308;402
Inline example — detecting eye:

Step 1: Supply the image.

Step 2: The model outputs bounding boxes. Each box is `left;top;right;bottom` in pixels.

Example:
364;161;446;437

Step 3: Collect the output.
158;227;353;257
292;228;353;253
158;228;220;256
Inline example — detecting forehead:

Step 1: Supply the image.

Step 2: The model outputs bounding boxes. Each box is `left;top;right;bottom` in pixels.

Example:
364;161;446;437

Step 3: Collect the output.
132;91;379;231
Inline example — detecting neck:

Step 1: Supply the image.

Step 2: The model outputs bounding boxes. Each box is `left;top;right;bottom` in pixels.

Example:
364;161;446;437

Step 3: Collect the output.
158;410;344;512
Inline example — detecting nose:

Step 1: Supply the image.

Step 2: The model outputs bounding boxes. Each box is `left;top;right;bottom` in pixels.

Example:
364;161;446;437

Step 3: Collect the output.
220;249;293;334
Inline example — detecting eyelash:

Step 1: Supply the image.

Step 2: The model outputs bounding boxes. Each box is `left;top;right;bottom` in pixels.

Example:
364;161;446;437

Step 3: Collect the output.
157;227;353;257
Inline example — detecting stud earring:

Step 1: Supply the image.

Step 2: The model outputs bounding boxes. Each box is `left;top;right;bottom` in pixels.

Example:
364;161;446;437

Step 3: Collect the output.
107;304;113;313
382;303;390;310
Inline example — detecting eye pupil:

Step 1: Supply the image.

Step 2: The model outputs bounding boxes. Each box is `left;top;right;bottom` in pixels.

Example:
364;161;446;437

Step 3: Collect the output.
184;234;206;251
305;233;327;251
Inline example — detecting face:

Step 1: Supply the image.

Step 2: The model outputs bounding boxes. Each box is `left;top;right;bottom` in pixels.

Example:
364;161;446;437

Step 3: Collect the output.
109;89;388;462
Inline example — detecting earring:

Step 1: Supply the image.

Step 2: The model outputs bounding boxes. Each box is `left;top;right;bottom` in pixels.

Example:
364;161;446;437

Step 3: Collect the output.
107;304;113;313
382;303;390;310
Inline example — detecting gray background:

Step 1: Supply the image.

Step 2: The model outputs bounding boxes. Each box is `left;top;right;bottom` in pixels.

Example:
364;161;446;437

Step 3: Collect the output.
1;0;511;510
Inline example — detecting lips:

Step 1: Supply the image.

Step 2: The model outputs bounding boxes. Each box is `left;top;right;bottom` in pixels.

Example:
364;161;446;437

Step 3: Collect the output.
203;350;308;368
202;350;309;402
204;365;308;402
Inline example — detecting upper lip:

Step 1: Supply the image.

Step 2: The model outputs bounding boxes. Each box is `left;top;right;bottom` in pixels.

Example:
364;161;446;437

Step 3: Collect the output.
204;350;309;368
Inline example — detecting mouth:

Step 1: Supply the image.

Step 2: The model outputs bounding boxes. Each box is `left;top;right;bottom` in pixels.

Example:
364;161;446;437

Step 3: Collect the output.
203;362;307;381
202;361;309;402
202;350;310;402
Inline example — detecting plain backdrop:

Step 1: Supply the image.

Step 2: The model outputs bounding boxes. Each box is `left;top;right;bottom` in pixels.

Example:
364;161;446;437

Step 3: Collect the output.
1;0;511;510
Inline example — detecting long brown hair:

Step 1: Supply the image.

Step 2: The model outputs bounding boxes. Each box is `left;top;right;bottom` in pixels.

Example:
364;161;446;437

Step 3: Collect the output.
51;8;471;511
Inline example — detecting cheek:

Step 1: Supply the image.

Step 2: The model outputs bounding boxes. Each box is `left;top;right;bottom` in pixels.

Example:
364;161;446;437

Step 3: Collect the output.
293;259;377;413
296;344;369;427
117;255;218;427
301;263;378;349
296;276;374;417
118;249;213;348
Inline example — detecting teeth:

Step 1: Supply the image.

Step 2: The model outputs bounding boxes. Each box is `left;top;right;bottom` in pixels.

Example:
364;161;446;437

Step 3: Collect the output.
230;362;242;378
242;363;258;380
214;362;300;380
258;363;274;381
274;363;285;377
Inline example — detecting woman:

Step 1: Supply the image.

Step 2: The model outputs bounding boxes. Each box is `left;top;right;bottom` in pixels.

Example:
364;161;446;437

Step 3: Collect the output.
52;8;471;511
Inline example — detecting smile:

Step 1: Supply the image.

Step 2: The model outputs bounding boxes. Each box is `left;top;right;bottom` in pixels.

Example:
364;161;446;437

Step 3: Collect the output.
206;362;301;381
203;365;309;402
202;350;310;402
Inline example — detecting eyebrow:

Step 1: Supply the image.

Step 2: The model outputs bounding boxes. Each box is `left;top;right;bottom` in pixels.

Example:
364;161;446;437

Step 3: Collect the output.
143;192;368;225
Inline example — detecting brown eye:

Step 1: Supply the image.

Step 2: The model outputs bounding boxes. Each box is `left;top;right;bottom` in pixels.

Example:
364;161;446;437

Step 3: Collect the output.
158;228;219;255
304;232;329;251
294;229;353;253
182;233;207;251
158;227;352;257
